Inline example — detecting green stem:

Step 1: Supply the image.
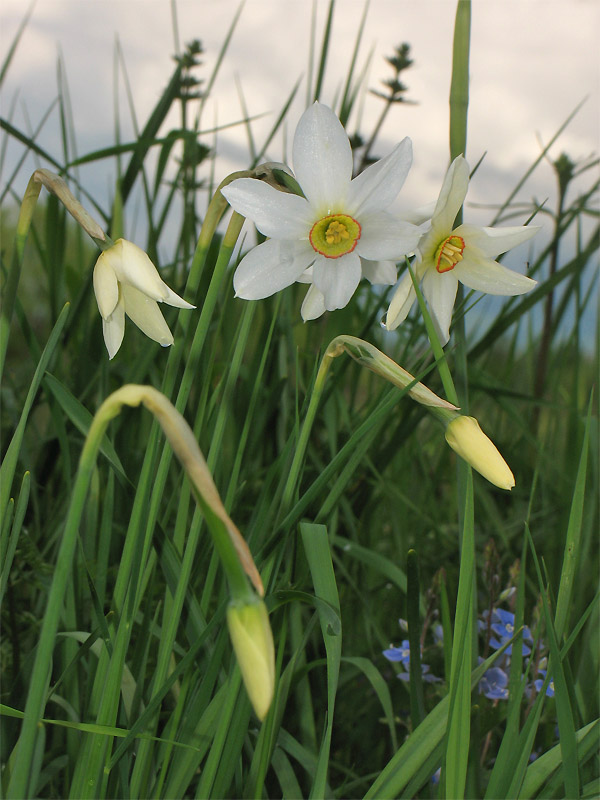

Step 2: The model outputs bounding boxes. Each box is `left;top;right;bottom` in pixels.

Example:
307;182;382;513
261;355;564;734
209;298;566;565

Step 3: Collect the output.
279;348;336;516
6;401;114;799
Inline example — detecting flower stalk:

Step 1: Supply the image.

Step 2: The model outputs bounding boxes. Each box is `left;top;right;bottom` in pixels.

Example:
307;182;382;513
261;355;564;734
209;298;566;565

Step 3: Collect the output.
8;384;271;796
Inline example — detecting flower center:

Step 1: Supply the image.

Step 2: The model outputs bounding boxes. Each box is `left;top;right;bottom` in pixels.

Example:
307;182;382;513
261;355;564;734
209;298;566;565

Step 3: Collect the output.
309;213;361;259
435;235;465;273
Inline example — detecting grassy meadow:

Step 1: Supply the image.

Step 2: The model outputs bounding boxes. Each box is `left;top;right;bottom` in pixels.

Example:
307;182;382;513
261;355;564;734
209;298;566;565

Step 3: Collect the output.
1;1;598;798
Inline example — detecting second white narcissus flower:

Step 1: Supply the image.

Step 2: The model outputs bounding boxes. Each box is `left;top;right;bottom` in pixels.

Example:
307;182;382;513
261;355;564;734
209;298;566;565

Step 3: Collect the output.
93;238;195;359
385;155;539;345
221;102;422;319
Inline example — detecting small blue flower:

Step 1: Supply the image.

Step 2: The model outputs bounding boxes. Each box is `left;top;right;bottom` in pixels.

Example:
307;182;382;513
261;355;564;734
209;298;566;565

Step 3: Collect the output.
384;641;441;683
479;666;509;700
487;608;533;655
533;669;555;697
489;636;531;657
383;640;411;664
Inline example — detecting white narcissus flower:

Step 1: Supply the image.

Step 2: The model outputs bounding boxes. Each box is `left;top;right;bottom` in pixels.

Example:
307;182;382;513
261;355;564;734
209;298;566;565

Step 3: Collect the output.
221;102;422;319
385;156;540;345
93;238;195;359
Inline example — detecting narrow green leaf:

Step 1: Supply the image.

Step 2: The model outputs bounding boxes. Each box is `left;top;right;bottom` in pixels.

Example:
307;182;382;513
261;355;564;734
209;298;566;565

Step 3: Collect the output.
406;549;425;728
312;0;335;102
520;720;598;798
449;0;471;161
554;398;592;642
43;372;127;479
0;471;30;606
444;471;474;800
528;529;580;799
0;303;70;521
300;522;342;800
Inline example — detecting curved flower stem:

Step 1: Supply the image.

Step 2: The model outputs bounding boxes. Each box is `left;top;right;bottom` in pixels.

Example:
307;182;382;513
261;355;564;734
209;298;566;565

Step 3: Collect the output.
7;384;259;800
278;335;460;520
0;170;109;380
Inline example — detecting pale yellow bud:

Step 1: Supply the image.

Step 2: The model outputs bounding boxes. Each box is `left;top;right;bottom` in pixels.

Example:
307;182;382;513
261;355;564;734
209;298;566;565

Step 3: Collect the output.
445;415;515;490
226;599;275;720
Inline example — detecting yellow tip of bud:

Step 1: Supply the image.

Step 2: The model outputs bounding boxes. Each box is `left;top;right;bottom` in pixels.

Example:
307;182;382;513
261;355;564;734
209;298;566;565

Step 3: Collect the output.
226;599;275;720
445;416;515;490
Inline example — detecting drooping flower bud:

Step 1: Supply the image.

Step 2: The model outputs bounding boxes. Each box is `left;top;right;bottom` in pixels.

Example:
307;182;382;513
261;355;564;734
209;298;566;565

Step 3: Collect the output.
226;599;275;720
445;415;515;490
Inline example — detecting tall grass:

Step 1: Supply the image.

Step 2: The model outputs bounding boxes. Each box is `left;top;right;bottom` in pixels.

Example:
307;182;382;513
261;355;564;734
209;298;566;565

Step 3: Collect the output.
1;1;598;798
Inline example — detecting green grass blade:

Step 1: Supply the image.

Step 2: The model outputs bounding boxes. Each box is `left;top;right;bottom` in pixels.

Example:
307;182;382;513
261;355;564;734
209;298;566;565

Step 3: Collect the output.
528;528;581;799
0;471;30;606
0;303;70;521
520;719;598;798
554;397;592;642
444;468;474;800
0;0;35;87
342;656;398;751
449;0;471;161
42;373;127;479
364;650;504;799
300;522;342;799
406;549;425;728
312;0;335;102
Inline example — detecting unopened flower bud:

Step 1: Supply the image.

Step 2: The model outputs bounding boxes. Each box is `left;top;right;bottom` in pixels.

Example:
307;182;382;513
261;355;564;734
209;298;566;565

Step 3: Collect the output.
226;599;275;721
445;415;515;490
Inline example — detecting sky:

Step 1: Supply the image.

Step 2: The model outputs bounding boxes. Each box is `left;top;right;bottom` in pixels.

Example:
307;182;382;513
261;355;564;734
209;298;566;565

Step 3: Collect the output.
1;0;598;299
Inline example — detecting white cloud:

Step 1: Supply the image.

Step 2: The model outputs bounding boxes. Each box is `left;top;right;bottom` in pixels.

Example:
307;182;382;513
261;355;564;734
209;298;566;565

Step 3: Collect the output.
1;0;597;218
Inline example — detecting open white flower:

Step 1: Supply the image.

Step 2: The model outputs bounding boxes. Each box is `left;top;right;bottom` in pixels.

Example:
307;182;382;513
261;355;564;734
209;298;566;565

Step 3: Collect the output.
93;238;194;359
385;156;539;345
221;102;421;318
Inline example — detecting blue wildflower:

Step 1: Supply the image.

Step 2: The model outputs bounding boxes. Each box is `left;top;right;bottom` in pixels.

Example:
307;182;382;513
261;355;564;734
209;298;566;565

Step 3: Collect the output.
383;640;441;683
383;640;410;664
478;661;509;700
488;608;533;656
534;669;555;697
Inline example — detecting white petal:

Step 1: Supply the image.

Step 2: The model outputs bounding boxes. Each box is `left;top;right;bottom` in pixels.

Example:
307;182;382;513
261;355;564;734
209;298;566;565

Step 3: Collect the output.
162;286;195;309
422;268;458;346
93;252;119;319
456;223;540;259
233;239;315;299
220;179;312;239
108;239;171;301
102;295;125;359
385;271;416;330
292;103;353;213
301;284;327;320
296;265;314;284
312;252;362;310
455;255;537;296
361;258;397;285
121;284;174;346
347;138;412;215
403;201;436;225
431;156;470;236
357;212;422;260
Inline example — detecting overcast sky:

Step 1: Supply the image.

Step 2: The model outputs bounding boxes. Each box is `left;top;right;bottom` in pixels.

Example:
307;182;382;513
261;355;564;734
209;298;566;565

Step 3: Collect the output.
1;0;598;234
